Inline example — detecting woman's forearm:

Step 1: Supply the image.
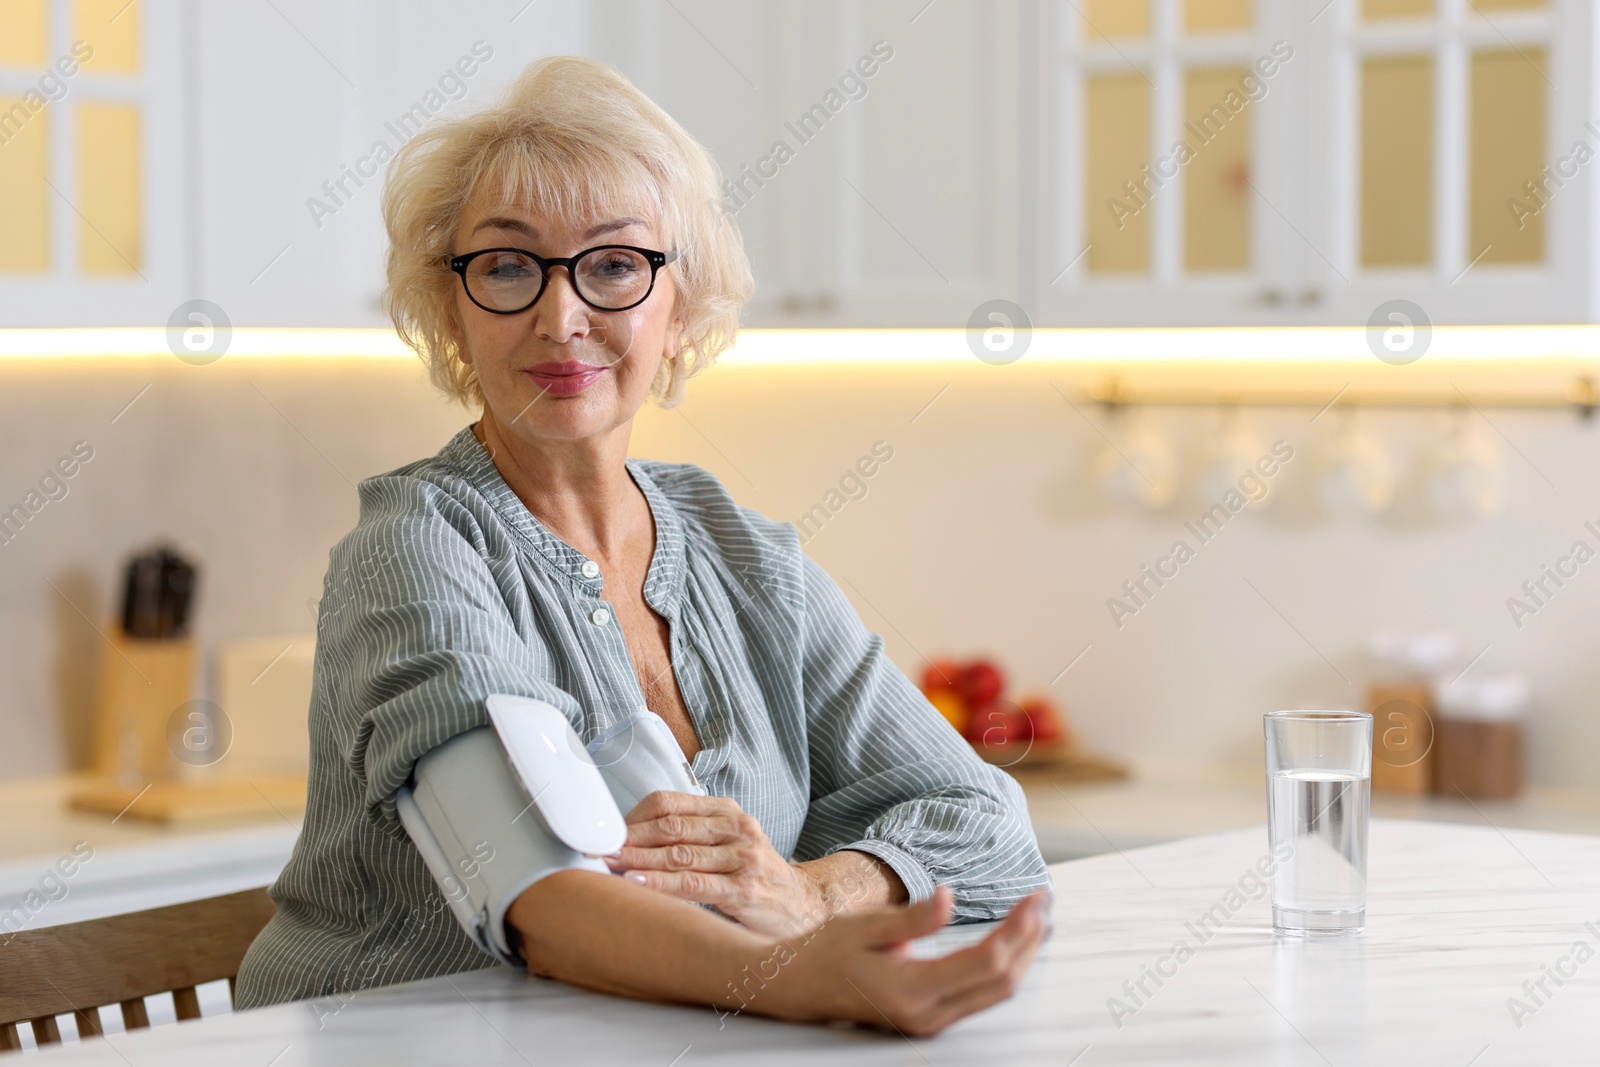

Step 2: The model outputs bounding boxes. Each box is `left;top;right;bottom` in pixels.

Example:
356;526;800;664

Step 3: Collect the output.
509;868;773;1008
508;869;1053;1035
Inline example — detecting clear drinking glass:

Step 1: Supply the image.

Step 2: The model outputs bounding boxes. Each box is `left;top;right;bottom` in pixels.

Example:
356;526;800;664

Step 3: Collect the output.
1264;710;1373;936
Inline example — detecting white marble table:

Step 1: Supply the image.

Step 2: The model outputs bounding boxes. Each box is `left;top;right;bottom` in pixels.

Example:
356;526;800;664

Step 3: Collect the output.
29;817;1600;1065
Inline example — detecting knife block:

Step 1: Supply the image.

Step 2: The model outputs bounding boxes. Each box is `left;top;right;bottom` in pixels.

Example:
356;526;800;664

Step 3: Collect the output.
70;625;310;824
85;625;197;785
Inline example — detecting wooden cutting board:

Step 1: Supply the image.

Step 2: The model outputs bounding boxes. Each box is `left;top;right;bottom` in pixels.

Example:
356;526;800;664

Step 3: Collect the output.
67;775;307;825
976;739;1129;782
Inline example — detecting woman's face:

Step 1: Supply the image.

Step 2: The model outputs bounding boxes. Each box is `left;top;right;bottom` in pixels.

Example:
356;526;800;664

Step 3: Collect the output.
450;198;682;446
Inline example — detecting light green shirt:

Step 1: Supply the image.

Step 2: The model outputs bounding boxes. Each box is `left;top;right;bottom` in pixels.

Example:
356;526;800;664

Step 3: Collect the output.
235;427;1048;1009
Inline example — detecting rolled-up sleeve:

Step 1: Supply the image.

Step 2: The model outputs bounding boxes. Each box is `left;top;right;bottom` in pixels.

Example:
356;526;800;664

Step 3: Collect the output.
792;552;1051;921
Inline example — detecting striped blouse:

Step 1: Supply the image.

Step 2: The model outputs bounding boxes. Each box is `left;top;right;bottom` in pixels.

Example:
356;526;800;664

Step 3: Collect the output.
233;426;1049;1010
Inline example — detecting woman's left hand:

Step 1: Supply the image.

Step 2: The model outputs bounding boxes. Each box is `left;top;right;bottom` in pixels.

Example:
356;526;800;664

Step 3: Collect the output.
605;791;829;937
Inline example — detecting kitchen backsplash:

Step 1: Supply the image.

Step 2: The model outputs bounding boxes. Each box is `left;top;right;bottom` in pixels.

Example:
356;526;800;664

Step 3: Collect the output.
2;353;1597;788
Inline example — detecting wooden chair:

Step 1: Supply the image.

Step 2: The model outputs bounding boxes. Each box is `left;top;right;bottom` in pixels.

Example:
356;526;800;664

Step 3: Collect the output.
0;888;275;1052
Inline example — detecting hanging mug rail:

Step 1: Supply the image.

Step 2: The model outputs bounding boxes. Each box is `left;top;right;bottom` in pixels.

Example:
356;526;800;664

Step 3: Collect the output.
1079;374;1600;419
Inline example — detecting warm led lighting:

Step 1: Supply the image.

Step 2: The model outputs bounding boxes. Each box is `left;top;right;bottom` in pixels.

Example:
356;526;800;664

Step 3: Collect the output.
714;327;1600;365
0;325;1596;364
0;328;412;358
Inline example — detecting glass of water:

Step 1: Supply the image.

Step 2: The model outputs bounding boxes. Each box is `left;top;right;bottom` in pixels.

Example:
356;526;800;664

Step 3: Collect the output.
1264;710;1373;936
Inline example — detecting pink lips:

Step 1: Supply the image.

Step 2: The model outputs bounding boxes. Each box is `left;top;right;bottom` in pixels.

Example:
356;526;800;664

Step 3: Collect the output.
524;360;607;397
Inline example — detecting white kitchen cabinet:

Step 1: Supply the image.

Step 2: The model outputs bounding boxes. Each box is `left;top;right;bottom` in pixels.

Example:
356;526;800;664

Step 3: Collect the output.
3;0;1596;327
1033;0;1598;326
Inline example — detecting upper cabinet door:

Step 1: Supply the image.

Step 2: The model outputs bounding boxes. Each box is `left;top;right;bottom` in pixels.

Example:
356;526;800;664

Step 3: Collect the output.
0;0;187;325
1035;0;1300;325
838;0;1022;326
1305;0;1589;325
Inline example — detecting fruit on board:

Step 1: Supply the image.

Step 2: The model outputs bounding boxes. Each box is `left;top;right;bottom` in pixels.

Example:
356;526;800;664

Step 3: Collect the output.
956;659;1005;708
927;689;968;732
918;655;1075;760
920;658;964;696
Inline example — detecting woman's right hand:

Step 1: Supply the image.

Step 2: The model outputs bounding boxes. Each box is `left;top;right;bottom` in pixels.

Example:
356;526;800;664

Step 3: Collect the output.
755;886;1051;1037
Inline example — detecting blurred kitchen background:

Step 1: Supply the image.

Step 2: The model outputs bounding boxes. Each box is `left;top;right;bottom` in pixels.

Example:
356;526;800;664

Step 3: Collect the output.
4;0;1600;927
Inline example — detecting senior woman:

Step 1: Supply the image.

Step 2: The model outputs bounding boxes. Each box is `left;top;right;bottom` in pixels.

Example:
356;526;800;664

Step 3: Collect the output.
234;55;1050;1035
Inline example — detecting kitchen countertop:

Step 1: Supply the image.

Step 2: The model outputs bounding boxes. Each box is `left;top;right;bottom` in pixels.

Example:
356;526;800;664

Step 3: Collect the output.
28;817;1600;1065
0;774;300;927
1018;756;1600;862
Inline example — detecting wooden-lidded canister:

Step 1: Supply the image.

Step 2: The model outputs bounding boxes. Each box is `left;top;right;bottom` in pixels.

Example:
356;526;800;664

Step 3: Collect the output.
1430;675;1528;800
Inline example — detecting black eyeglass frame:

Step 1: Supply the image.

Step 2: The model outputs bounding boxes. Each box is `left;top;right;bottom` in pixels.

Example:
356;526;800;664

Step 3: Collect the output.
446;245;681;315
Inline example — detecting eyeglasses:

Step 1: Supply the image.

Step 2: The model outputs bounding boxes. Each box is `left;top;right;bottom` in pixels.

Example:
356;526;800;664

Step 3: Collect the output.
446;245;680;315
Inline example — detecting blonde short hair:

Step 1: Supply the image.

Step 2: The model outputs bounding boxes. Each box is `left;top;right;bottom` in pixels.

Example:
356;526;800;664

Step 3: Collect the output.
382;56;754;408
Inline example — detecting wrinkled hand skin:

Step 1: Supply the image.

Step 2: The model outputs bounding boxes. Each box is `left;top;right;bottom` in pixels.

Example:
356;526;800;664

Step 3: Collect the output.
604;790;904;937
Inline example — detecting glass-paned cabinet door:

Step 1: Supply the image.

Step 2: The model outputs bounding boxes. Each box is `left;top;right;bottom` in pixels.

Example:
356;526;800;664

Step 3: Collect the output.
0;0;185;324
1044;0;1593;325
1309;0;1583;324
1051;0;1305;324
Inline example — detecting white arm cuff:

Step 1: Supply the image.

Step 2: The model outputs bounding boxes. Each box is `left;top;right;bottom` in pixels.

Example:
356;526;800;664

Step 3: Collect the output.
398;724;610;967
397;700;707;967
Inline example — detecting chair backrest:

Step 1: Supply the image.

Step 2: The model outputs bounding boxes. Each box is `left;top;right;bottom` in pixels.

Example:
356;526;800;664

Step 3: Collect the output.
0;887;275;1052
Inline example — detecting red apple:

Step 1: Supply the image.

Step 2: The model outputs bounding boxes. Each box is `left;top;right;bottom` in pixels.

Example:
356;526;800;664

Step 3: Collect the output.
1019;695;1066;744
953;700;992;742
964;698;1028;758
957;659;1005;708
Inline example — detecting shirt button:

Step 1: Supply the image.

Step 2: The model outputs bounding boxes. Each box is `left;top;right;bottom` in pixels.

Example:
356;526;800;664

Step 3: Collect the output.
581;560;600;579
590;607;611;627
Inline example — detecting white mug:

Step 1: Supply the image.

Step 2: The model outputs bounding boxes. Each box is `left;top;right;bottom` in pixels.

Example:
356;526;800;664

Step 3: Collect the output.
1094;414;1176;511
1316;419;1394;518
